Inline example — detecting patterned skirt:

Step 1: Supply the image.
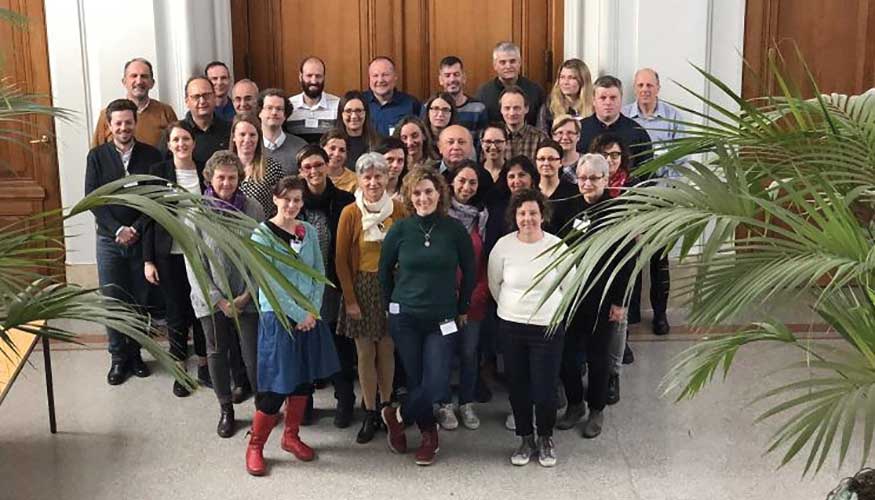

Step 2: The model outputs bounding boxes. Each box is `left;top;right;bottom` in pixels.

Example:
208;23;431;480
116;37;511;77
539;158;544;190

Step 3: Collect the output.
337;271;388;340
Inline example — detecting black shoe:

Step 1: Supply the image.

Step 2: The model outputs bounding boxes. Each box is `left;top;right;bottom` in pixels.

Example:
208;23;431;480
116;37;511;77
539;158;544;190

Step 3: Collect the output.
652;314;670;336
217;403;235;438
172;380;191;397
107;360;128;386
197;365;213;389
334;400;354;429
475;378;493;403
623;343;635;365
606;375;620;405
356;410;379;443
130;354;151;378
301;394;315;426
231;381;251;404
556;403;586;430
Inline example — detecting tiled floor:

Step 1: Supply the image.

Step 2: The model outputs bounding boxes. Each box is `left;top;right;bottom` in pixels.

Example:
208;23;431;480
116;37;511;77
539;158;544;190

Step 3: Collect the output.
0;335;862;500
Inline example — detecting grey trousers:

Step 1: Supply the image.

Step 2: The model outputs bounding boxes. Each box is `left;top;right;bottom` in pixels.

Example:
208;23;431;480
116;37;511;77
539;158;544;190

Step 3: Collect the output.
608;319;628;376
201;312;258;405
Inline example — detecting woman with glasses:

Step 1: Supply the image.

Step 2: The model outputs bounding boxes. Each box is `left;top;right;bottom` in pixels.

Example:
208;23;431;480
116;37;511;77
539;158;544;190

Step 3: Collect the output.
537;58;594;133
337;91;378;171
551;115;582;184
589;133;634;198
535;139;579;237
394;116;437;171
423;93;457;155
480;123;508;183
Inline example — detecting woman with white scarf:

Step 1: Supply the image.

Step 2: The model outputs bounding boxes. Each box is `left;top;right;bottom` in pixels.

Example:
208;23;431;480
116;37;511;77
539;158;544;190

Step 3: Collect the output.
336;152;406;443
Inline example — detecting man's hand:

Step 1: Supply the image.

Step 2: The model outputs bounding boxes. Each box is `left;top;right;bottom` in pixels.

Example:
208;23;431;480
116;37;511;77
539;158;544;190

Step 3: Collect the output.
116;226;138;246
144;261;160;285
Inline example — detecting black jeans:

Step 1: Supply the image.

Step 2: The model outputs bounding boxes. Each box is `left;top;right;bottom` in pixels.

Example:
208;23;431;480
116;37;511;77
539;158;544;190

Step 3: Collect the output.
331;325;357;405
561;307;614;412
255;384;314;415
390;313;451;427
202;312;258;405
155;254;205;361
500;319;564;437
629;251;670;323
96;235;148;363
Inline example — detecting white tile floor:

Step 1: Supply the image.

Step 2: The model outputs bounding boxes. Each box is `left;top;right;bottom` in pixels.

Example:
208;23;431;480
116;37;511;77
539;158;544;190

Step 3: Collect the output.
0;340;863;500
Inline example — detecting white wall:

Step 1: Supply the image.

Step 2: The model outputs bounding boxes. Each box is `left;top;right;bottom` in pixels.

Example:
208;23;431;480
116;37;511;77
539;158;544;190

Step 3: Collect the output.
45;0;233;266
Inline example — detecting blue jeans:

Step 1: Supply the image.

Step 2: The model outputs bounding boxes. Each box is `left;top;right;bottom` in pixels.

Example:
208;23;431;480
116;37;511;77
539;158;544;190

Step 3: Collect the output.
95;235;149;362
439;320;481;405
389;312;451;428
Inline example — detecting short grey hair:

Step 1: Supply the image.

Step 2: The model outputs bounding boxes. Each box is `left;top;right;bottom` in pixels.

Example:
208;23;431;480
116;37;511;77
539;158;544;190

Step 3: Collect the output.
492;41;521;60
232;78;259;96
204;150;245;183
355;152;389;176
577;153;609;178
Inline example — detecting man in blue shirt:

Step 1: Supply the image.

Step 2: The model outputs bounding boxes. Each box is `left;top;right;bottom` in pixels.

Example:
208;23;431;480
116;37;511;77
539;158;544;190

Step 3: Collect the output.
363;56;421;137
622;68;684;179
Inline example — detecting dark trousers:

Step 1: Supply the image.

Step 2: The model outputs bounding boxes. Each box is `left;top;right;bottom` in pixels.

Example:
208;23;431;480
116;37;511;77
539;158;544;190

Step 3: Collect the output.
331;325;357;405
202;312;258;405
255;384;314;415
561;307;614;412
155;254;205;361
389;313;451;427
501;319;564;437
629;251;670;323
96;235;148;362
439;320;481;405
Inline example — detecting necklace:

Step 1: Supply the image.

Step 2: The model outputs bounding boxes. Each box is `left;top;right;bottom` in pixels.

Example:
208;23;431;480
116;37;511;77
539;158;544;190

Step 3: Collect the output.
418;221;436;247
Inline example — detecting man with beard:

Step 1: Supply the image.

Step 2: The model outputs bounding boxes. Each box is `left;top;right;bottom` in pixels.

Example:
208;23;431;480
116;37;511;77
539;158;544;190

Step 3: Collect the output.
92;58;177;147
436;56;488;138
85;98;163;385
232;79;259;115
260;88;307;174
289;56;339;144
205;61;235;122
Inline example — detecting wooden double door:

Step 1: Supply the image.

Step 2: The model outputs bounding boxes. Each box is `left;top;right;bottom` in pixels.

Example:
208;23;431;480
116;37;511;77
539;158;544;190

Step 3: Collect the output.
231;0;564;101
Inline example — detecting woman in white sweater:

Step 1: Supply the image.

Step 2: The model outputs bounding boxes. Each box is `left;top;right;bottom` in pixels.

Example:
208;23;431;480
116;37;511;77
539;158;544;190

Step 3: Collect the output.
487;188;571;468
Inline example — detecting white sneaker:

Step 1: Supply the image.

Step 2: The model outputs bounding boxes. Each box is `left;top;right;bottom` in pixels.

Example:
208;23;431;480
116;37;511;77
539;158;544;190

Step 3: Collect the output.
458;403;480;430
436;403;459;430
510;435;536;466
505;412;516;431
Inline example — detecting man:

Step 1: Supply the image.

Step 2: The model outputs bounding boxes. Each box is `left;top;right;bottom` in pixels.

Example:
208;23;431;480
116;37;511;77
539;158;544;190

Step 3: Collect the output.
159;76;231;176
363;56;421;136
436;56;488;137
259;88;307;175
475;42;545;126
205;61;235;122
577;75;653;169
621;68;680;337
500;86;547;161
288;56;340;143
85;99;163;385
232;79;259;115
91;58;177;148
436;125;474;175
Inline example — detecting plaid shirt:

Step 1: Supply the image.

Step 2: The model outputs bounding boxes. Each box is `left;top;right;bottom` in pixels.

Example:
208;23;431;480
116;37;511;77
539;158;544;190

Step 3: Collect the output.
504;123;548;162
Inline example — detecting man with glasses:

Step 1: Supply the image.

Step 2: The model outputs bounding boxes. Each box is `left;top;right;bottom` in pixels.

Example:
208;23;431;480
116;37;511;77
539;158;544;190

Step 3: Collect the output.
500;86;547;161
260;88;307;175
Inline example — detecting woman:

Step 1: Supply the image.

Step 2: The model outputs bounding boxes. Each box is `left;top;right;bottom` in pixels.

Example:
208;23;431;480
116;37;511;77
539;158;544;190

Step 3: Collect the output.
434;160;490;431
551;115;582;184
484;155;540;257
589;133;634;198
182;150;263;437
232;114;284;218
537;58;593;133
246;176;340;476
337;91;378;171
376;137;408;200
320;128;358;193
487;188;570;467
296;145;356;428
143;121;209;397
394;116;437;171
555;154;632;439
480;123;508;183
336;153;406;444
422;93;457;155
536;139;579;237
378;167;475;466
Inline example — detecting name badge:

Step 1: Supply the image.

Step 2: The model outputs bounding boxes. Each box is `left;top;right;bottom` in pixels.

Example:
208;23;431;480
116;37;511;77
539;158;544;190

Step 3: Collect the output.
305;118;319;129
388;302;400;315
290;239;303;254
440;320;458;336
573;217;590;232
388;126;396;136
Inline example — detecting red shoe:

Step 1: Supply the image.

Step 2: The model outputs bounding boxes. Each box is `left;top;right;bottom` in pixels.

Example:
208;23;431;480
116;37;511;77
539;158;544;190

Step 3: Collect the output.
281;396;315;461
381;405;407;453
415;423;440;466
246;410;277;476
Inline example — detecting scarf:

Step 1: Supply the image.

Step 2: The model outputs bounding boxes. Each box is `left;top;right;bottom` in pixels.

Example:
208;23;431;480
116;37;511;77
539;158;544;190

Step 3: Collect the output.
355;190;393;242
449;198;487;236
204;185;247;213
608;169;629;199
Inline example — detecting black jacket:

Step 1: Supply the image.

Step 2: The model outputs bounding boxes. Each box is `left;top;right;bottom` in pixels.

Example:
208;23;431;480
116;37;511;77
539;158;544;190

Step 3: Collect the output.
84;141;163;239
300;179;355;284
142;159;206;262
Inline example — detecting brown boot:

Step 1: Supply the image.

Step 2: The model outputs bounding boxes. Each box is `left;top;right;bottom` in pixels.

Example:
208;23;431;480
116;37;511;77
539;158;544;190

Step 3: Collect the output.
246;410;277;476
414;423;440;466
281;396;315;461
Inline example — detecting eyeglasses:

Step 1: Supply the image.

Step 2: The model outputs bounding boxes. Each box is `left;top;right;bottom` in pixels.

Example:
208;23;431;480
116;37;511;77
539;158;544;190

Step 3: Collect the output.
553;131;579;138
602;151;622;160
535;156;561;163
343;108;366;115
482;139;506;147
188;92;214;102
429;106;452;114
577;175;605;184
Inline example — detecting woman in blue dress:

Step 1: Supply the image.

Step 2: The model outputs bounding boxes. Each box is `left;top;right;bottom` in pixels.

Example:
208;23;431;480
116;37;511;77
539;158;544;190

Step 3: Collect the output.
245;175;340;476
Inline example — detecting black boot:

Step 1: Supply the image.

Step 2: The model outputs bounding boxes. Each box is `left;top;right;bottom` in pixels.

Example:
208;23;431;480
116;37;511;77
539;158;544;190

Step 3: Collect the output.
334;398;354;429
301;394;315;426
356;410;379;444
217;403;235;438
607;375;620;405
197;365;213;389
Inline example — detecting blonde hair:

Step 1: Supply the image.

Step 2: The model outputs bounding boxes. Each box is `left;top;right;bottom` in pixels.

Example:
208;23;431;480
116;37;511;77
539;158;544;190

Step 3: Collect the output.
548;59;593;120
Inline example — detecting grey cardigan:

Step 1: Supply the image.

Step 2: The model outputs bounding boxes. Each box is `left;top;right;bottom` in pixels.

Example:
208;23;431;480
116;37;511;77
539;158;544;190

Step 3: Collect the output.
185;196;265;319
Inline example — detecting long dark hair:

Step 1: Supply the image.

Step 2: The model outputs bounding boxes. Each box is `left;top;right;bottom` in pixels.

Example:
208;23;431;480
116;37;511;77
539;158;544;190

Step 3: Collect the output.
336;90;378;148
496;155;541;197
422;92;457;145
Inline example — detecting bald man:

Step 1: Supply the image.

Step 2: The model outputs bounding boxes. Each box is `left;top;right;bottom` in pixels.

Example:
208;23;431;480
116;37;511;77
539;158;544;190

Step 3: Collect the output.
438;125;493;191
232;79;259;115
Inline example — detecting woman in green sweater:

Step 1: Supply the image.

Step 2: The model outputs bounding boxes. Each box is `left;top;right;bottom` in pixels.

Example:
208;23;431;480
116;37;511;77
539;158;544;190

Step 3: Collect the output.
378;166;475;466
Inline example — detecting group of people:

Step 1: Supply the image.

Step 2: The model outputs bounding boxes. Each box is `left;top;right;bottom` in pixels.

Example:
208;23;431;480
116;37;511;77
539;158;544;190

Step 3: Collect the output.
84;40;683;474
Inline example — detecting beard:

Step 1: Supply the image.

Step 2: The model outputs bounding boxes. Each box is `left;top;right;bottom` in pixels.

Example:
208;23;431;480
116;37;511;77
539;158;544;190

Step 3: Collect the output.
301;79;324;99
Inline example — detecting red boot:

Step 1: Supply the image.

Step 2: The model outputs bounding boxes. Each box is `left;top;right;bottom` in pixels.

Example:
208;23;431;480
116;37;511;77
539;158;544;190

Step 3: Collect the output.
246;410;277;476
281;396;315;461
415;423;440;466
